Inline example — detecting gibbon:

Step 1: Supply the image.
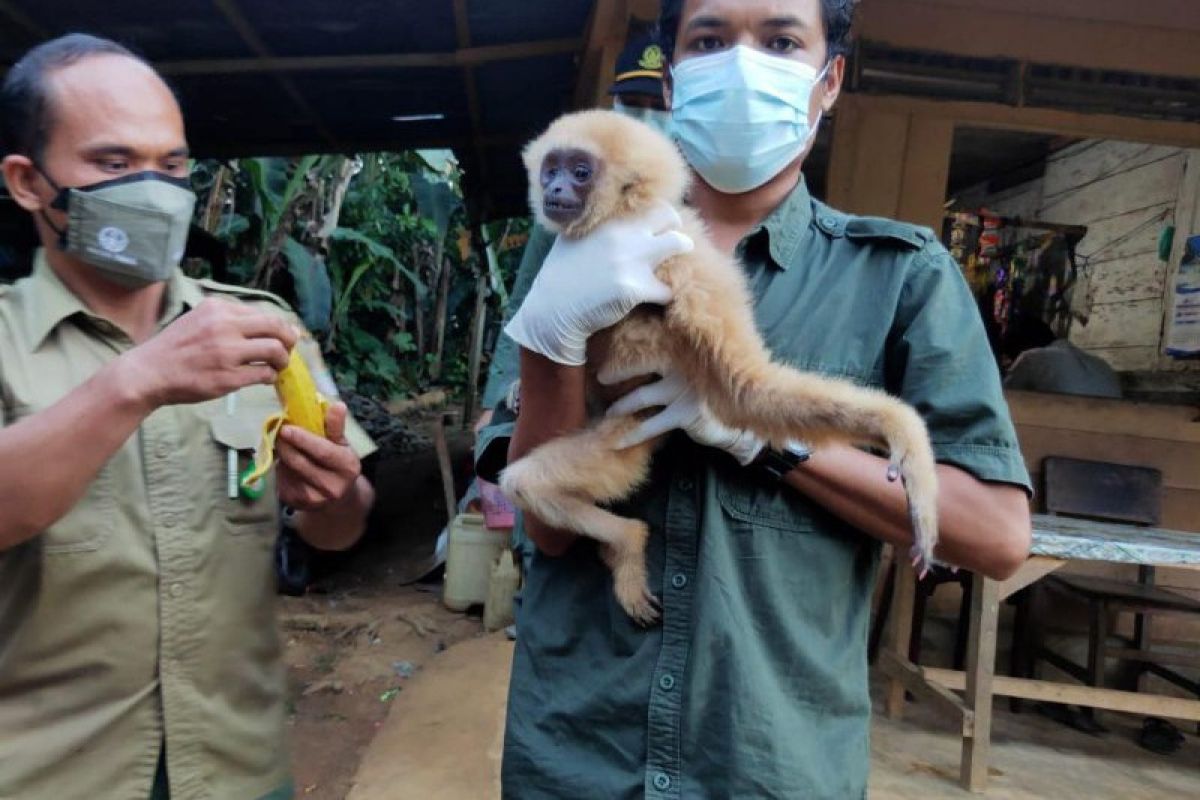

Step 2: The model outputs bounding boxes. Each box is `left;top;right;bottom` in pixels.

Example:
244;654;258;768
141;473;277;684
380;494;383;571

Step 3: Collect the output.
500;110;939;625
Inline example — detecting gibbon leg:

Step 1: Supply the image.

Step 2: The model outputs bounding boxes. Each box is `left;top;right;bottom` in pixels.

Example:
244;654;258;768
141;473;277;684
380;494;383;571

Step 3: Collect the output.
500;417;663;625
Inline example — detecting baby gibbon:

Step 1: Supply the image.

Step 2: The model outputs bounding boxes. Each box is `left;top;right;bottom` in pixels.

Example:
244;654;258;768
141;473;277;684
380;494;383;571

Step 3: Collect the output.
500;110;939;625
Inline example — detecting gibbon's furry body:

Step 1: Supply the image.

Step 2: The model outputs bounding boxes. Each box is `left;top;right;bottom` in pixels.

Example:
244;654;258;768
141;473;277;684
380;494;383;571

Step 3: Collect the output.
500;110;939;624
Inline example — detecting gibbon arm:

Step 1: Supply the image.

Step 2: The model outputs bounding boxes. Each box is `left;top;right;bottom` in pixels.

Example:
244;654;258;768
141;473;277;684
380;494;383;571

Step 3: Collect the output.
507;348;589;556
783;441;1031;580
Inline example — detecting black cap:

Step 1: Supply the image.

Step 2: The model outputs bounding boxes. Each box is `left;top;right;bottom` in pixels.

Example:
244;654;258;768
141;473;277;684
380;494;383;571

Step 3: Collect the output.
608;27;666;99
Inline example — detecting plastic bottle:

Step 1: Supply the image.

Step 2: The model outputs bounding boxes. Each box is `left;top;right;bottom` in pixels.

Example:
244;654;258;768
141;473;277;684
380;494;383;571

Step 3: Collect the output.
483;549;521;632
442;513;506;612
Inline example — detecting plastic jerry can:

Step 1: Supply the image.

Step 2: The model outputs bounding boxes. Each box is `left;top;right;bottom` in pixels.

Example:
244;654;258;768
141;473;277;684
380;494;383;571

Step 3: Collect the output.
443;512;507;612
483;549;521;631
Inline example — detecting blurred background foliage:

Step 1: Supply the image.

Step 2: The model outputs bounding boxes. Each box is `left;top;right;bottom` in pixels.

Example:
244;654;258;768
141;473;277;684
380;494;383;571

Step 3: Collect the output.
186;152;529;406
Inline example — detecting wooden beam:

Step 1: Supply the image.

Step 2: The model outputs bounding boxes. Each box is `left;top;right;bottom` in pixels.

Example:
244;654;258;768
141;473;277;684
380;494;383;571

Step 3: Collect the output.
156;38;584;77
883;556;918;720
878;650;975;736
210;0;337;147
573;0;630;110
856;0;1200;79
451;0;491;201
962;575;1000;792
841;94;1200;151
997;556;1066;602
924;667;1200;723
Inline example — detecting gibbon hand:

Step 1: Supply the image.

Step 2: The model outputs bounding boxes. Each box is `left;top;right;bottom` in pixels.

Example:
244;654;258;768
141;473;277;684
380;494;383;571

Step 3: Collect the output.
605;369;765;465
504;201;694;365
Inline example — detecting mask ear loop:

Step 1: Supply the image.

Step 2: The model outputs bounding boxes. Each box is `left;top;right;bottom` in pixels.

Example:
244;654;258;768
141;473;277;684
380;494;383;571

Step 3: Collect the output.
30;164;72;249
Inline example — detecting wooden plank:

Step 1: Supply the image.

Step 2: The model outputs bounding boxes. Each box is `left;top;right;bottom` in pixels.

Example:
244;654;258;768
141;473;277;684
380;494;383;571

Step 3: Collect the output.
1088;252;1169;306
962;576;1000;792
1006;390;1200;444
1043;457;1162;525
879;650;976;735
884;556;918;720
897;117;954;230
870;0;1197;32
1031;514;1200;565
1070;298;1172;350
842;95;1200;151
925;668;1200;722
997;556;1065;602
1107;648;1200;668
1015;427;1200;491
855;0;1200;78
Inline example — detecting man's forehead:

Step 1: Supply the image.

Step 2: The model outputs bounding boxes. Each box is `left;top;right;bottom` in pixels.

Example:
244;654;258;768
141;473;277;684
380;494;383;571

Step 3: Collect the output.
45;54;185;146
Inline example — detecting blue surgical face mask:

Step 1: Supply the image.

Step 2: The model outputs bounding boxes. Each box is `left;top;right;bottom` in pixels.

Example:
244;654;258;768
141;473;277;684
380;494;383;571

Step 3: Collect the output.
670;46;829;194
612;98;672;135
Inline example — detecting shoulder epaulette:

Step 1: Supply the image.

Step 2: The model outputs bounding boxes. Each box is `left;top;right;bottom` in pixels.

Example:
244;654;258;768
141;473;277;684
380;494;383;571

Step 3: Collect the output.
196;278;293;312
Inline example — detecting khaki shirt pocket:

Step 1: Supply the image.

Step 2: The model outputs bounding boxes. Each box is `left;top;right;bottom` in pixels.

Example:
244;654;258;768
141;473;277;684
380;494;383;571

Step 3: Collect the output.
7;405;116;554
206;389;280;534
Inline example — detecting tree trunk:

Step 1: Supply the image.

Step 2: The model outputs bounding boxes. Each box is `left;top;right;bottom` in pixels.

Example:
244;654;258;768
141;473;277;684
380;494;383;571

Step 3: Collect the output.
462;261;489;429
199;164;230;233
315;157;357;249
412;243;427;359
429;245;451;381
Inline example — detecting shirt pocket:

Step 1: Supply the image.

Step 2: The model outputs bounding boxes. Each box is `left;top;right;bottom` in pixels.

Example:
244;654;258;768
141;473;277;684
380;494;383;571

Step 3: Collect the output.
7;405;116;554
205;388;280;534
714;471;817;534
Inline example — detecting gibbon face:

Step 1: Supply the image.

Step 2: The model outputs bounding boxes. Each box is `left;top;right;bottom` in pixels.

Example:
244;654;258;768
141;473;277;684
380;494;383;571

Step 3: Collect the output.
539;147;601;227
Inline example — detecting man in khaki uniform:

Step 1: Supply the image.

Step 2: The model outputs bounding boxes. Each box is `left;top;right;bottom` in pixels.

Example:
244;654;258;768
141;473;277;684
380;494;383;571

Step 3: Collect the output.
0;35;376;800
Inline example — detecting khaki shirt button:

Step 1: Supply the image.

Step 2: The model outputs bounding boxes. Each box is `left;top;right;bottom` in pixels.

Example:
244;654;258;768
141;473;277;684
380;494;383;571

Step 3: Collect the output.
170;583;184;598
155;443;170;458
163;514;177;528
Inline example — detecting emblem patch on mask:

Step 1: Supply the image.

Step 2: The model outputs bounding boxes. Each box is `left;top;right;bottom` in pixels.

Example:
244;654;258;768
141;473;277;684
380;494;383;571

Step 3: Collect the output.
98;226;130;254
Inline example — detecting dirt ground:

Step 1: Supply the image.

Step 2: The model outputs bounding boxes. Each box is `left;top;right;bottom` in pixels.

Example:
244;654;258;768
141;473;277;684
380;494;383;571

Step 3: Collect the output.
281;418;487;800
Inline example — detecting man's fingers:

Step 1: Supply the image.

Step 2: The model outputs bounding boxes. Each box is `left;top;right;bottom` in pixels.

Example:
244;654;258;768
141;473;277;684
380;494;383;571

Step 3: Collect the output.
276;439;337;500
233;311;300;351
236;364;279;388
323;402;348;444
236;338;292;372
279;424;352;467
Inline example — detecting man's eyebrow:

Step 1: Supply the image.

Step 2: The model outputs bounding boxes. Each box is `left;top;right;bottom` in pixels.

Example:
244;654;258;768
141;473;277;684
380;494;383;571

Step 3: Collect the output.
685;14;727;32
763;16;807;30
167;147;191;158
81;145;136;159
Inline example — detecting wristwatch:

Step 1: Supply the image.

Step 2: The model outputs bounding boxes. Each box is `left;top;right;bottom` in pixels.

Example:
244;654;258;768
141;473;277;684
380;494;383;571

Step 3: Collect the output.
752;440;812;481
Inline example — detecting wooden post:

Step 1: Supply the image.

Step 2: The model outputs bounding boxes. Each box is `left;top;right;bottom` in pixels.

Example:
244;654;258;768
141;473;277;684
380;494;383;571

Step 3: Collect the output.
462;244;490;429
962;575;1001;792
884;553;917;720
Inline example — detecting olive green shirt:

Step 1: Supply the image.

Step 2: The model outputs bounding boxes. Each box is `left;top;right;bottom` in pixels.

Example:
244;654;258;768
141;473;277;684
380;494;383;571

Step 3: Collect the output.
0;252;374;800
478;181;1030;799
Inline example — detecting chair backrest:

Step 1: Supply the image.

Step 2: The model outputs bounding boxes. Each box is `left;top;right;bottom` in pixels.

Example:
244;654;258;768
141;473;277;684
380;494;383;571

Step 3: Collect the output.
1042;456;1162;526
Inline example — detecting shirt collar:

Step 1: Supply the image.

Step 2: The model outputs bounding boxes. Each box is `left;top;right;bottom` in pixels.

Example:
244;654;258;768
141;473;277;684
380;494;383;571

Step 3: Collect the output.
24;248;204;350
744;177;814;271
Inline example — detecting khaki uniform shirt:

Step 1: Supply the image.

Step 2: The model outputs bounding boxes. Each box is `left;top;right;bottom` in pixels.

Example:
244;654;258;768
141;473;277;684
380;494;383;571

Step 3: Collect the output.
0;252;374;800
478;180;1030;799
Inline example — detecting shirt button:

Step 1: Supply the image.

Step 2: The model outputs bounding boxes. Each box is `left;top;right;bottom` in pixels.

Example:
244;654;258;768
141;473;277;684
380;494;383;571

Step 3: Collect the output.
671;573;688;590
653;772;671;791
169;583;184;598
155;443;170;459
821;216;837;229
677;478;693;492
659;674;675;691
163;514;177;528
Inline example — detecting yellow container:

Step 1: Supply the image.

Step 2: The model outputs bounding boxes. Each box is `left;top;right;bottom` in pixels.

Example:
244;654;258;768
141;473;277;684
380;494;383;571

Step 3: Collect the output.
483;549;521;632
443;513;507;612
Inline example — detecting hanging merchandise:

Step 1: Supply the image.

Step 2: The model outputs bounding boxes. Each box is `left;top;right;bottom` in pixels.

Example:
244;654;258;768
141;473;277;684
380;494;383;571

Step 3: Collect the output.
1165;234;1200;359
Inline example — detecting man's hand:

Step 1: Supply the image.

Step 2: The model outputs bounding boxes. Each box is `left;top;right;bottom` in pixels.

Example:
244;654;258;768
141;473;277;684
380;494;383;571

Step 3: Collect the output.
275;401;362;510
122;298;298;408
504;201;693;365
605;368;764;465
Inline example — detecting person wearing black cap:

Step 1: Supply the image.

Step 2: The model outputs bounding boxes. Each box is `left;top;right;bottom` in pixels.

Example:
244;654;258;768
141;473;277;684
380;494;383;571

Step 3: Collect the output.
608;25;671;131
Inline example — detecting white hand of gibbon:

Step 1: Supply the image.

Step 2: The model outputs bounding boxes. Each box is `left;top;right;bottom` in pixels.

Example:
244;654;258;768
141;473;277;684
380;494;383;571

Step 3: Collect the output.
604;368;765;465
504;201;694;365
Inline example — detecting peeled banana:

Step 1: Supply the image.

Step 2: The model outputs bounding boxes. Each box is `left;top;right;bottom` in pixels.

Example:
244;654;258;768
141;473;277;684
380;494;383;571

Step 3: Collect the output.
240;344;330;490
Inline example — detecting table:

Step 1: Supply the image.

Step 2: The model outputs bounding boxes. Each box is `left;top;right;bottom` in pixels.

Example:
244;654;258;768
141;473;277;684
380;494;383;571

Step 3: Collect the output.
879;513;1200;792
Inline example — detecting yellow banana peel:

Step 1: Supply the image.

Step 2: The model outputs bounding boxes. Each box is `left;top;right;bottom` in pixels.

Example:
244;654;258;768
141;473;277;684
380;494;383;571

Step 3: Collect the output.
240;345;330;490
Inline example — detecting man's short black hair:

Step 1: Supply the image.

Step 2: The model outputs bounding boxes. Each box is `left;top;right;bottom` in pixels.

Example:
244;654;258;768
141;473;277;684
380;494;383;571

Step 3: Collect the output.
657;0;858;64
0;33;144;159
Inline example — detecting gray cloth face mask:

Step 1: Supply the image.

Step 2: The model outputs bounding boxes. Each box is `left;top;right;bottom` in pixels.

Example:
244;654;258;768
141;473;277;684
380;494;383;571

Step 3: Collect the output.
40;170;197;287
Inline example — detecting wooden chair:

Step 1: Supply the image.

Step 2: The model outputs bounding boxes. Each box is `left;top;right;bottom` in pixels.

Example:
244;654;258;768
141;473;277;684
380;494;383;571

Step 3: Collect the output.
1013;457;1200;710
869;559;973;672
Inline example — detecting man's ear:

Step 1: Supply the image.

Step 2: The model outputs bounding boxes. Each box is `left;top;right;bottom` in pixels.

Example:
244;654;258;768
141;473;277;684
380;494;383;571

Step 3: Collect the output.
1;155;48;212
821;55;846;113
